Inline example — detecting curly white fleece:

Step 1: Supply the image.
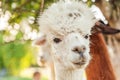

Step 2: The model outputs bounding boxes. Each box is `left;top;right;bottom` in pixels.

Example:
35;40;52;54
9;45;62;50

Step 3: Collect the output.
38;0;97;35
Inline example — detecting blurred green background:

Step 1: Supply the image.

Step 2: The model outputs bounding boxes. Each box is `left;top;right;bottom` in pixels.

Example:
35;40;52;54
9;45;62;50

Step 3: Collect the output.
0;0;120;80
0;0;54;79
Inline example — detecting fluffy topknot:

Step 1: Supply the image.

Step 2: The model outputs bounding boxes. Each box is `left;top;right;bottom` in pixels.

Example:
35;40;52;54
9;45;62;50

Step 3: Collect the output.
38;0;97;35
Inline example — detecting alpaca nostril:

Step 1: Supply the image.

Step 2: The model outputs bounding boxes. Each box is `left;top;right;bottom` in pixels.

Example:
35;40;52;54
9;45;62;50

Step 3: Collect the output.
82;46;86;51
72;47;81;53
72;46;86;54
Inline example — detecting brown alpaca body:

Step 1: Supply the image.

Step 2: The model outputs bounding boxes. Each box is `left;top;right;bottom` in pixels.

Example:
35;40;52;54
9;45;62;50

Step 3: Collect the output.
86;33;116;80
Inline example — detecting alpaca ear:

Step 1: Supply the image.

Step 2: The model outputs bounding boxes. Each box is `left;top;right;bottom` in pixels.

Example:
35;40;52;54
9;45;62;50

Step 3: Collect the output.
91;20;120;34
34;35;46;45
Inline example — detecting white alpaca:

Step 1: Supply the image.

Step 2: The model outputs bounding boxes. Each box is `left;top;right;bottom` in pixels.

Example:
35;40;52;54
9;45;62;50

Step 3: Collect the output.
36;0;97;80
36;39;55;80
37;40;52;67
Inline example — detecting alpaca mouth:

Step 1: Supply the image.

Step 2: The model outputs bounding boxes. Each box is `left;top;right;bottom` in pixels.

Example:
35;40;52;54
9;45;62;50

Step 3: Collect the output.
73;61;86;66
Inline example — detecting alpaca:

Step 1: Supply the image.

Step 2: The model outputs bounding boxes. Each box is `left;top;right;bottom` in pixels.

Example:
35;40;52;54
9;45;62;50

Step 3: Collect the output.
35;26;118;80
86;33;116;80
36;38;55;80
37;1;96;80
85;21;119;80
36;0;118;80
36;37;52;67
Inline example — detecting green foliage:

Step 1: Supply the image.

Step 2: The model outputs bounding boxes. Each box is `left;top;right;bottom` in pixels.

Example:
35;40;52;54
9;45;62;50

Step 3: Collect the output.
2;0;40;23
0;32;4;44
0;41;36;75
0;0;42;76
86;0;93;7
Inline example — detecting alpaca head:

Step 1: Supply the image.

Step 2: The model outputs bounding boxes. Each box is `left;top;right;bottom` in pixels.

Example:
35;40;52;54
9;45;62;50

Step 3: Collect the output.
37;40;52;66
36;0;97;70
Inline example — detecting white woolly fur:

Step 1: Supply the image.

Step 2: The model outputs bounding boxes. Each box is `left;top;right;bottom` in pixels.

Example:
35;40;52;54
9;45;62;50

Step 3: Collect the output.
37;0;98;80
38;0;97;35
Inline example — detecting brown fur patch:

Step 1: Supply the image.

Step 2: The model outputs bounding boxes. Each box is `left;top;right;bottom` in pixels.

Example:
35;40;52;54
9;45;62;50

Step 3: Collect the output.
86;33;116;80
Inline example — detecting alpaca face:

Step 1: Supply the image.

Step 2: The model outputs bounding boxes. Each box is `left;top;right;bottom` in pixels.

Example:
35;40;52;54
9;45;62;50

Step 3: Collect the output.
46;32;91;70
37;0;97;70
37;42;52;66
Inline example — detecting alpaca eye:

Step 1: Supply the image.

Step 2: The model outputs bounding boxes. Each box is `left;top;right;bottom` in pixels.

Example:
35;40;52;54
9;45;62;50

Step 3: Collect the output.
53;38;62;43
84;34;89;39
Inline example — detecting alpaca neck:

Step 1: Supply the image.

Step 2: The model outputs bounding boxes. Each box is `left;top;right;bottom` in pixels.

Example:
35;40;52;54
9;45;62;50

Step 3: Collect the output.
54;64;84;80
49;63;55;80
86;34;116;80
